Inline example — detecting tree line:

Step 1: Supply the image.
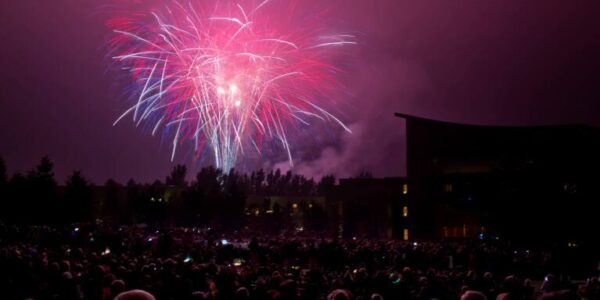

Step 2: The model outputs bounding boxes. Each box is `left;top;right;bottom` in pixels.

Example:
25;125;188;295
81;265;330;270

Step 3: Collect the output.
0;156;336;230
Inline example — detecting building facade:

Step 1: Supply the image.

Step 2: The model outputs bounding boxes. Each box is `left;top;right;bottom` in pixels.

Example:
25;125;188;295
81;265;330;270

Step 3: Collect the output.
397;113;600;245
329;177;409;239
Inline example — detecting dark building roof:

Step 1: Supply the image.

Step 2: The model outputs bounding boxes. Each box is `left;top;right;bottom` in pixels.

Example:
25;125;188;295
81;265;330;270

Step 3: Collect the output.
395;112;600;175
394;112;599;131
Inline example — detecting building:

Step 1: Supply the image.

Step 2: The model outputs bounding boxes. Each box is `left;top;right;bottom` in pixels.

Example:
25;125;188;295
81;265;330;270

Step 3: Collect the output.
329;177;409;239
396;113;600;245
244;195;327;233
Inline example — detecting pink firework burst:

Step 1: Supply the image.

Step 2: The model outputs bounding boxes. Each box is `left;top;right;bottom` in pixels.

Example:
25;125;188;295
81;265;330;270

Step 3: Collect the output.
107;0;355;171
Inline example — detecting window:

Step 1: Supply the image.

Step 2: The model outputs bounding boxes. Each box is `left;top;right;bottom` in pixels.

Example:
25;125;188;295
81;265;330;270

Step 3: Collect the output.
443;183;453;193
563;183;577;194
402;183;408;194
403;228;409;241
402;206;408;217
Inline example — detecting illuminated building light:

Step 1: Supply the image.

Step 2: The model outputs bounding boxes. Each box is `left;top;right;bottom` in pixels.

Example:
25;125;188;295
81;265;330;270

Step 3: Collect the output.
402;183;408;194
443;184;453;192
403;228;409;241
402;206;408;217
233;258;242;266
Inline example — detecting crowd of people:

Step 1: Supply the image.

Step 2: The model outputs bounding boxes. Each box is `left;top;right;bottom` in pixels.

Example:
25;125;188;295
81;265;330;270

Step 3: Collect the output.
0;223;598;300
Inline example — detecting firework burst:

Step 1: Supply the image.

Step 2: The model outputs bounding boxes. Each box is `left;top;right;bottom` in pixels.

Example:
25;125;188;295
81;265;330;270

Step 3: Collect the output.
107;0;355;171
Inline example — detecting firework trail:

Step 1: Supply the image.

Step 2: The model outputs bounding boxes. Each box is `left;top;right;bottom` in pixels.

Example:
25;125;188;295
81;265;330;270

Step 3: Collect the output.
107;0;355;171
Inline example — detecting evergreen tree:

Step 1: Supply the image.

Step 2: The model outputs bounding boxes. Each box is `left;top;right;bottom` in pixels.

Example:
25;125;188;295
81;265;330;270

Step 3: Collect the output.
0;156;6;187
126;179;140;224
27;156;58;224
104;179;122;222
0;157;8;220
318;175;336;196
64;171;92;222
6;173;27;223
166;164;187;187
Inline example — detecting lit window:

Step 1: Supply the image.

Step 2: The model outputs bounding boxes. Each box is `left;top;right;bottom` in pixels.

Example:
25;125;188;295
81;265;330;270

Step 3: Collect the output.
403;229;409;241
402;206;408;217
563;183;577;194
443;184;453;192
402;184;408;194
292;203;298;209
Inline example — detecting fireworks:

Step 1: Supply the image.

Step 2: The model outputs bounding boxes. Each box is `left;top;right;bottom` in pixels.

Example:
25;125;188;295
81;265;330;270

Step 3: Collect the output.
107;0;355;171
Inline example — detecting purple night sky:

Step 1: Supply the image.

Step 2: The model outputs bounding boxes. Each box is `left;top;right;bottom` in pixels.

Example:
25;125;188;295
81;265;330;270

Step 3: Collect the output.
1;1;600;184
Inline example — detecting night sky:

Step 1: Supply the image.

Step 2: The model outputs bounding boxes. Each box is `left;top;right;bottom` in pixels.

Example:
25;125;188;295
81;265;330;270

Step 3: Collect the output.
1;1;600;183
